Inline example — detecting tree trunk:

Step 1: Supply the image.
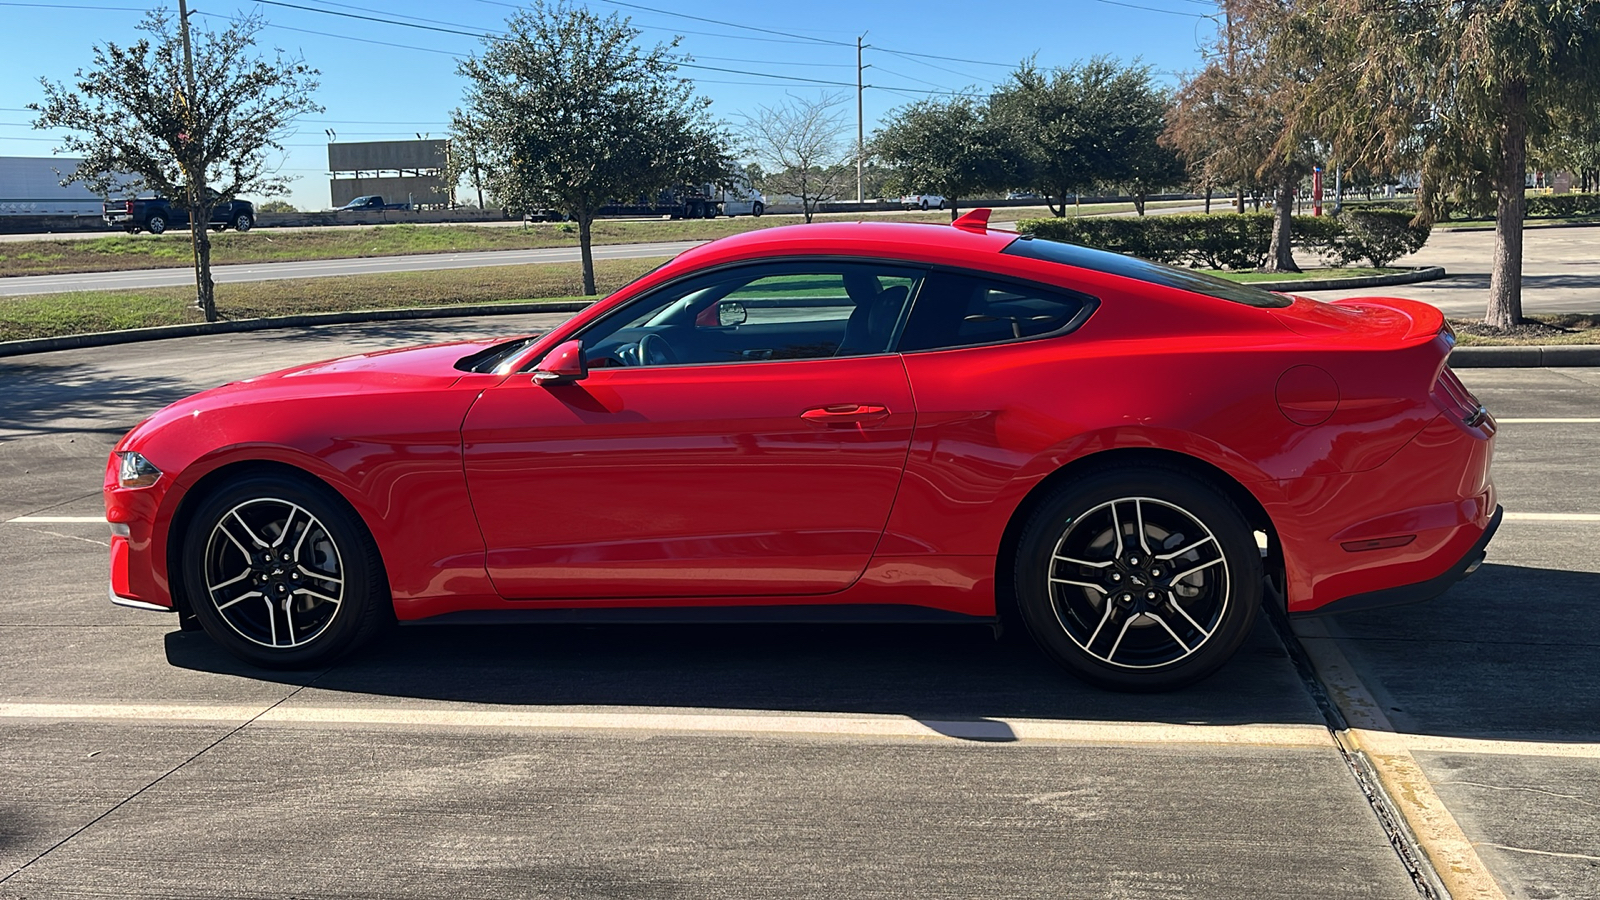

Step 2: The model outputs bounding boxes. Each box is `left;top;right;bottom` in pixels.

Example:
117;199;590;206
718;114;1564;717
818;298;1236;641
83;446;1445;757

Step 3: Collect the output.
1264;171;1300;273
949;197;959;222
1049;192;1065;217
1204;184;1211;215
1133;191;1147;216
578;206;596;296
1234;186;1244;214
1486;80;1529;328
195;222;215;319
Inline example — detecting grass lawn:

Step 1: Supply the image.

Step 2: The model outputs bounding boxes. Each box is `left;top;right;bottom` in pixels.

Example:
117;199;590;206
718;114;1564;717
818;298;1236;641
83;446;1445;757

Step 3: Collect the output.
1451;314;1600;345
0;257;666;342
0;201;1211;278
1207;267;1403;283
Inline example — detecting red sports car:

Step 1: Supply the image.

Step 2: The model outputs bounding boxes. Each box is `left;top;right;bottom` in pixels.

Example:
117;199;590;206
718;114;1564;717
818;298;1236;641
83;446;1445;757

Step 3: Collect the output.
104;212;1498;690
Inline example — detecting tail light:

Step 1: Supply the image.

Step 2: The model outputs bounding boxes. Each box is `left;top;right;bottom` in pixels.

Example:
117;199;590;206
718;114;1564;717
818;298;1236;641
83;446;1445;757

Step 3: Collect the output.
1434;366;1490;430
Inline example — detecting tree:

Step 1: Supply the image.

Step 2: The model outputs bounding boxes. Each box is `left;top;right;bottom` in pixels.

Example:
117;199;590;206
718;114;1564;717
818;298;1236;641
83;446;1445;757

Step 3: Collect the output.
742;93;854;223
1280;0;1600;326
257;200;297;213
1167;5;1318;272
453;1;730;295
993;58;1186;217
31;7;320;322
872;95;1019;221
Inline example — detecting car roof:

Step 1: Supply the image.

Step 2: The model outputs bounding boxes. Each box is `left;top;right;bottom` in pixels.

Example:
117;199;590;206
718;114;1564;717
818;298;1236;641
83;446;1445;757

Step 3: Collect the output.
684;220;1019;266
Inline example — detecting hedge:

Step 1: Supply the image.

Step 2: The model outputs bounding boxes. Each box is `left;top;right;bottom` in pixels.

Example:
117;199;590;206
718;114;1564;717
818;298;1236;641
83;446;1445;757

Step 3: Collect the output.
1016;210;1431;269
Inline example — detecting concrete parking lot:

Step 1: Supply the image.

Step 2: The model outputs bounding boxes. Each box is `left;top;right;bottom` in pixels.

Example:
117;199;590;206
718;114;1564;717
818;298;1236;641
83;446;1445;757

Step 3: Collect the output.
0;317;1595;898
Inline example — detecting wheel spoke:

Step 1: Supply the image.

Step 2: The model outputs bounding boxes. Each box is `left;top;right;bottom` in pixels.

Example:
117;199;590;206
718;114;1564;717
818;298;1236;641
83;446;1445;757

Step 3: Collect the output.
1156;535;1215;561
296;564;342;586
208;569;253;592
216;590;262;611
1169;556;1223;585
271;505;300;548
215;519;254;557
1109;502;1125;557
1134;499;1153;554
295;586;341;607
284;600;298;646
230;510;270;548
1166;593;1214;638
1084;599;1116;649
1146;611;1192;652
1050;576;1108;594
264;597;278;646
1106;614;1137;664
1053;553;1114;569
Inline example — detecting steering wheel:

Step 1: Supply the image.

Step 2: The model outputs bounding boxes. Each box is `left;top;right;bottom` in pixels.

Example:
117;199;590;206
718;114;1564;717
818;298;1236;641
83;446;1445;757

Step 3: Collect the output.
637;332;679;366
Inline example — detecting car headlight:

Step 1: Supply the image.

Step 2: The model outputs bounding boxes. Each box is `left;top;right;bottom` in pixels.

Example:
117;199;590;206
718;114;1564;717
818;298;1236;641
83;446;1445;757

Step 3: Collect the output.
115;451;163;489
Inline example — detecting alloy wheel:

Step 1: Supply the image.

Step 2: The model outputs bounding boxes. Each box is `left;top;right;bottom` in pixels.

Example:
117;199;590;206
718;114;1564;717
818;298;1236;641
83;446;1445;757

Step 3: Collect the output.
202;497;345;649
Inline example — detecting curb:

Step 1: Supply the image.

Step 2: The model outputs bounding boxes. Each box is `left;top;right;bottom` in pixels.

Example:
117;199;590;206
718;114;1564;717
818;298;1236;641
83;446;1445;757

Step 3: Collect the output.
1449;345;1600;368
1250;266;1447;293
0;300;595;359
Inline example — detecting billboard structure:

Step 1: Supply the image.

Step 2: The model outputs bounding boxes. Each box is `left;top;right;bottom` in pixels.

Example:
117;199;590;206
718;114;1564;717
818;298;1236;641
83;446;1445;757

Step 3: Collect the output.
327;139;450;208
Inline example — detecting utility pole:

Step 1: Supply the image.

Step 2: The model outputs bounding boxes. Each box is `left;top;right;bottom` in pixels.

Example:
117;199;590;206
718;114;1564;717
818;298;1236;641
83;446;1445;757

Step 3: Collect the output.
856;34;866;204
176;0;212;321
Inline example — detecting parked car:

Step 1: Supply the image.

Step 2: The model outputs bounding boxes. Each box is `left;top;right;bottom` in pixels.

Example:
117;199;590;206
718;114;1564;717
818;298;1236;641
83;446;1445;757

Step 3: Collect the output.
104;211;1498;690
1007;190;1041;200
900;193;945;210
337;195;411;212
103;195;255;234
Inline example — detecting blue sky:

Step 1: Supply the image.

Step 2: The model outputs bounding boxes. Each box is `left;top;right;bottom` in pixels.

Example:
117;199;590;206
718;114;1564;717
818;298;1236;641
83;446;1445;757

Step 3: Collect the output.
0;0;1222;210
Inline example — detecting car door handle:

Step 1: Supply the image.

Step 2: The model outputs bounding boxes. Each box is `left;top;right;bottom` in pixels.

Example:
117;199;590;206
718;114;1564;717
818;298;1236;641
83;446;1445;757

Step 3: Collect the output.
800;404;891;425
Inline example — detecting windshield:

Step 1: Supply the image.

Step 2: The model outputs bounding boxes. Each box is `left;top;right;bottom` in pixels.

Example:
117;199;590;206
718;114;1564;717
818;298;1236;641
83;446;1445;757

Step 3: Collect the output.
1003;236;1293;309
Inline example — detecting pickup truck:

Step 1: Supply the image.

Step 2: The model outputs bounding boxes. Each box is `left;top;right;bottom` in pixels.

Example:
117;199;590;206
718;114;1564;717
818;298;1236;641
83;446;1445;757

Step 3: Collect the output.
338;195;411;212
899;193;946;211
103;196;255;234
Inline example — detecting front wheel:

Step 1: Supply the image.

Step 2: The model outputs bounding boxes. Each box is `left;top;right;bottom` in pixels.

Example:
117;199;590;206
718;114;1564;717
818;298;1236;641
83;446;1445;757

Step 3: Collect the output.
181;472;390;668
234;213;253;232
1012;467;1261;691
752;202;764;217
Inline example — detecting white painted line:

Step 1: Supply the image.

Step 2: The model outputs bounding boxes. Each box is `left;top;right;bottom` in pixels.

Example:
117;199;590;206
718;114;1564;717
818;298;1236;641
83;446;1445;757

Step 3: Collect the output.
1502;513;1600;522
3;515;106;524
0;701;1331;748
1494;418;1600;424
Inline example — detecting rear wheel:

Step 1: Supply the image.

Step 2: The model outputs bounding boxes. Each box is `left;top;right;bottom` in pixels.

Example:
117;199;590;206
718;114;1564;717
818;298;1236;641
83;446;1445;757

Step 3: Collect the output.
146;214;167;234
1013;467;1261;691
181;473;389;668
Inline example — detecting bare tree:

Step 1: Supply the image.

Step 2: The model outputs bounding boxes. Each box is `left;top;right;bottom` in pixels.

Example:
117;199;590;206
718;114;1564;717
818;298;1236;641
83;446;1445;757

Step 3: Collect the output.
31;7;320;322
742;93;854;223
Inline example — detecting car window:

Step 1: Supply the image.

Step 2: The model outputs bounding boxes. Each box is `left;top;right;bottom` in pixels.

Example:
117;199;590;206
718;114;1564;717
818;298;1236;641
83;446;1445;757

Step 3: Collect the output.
577;262;924;368
1003;235;1293;309
897;271;1094;352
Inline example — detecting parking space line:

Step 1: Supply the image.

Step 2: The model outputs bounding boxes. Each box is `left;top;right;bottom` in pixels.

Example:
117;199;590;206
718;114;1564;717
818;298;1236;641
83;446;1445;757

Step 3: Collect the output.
1493;418;1600;424
1502;513;1600;522
3;516;105;524
1295;617;1508;900
0;701;1334;748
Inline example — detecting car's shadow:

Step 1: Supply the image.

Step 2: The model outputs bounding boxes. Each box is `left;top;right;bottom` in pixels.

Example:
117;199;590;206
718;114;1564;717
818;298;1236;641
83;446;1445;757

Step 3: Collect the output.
1320;562;1600;743
166;613;1310;730
165;563;1600;741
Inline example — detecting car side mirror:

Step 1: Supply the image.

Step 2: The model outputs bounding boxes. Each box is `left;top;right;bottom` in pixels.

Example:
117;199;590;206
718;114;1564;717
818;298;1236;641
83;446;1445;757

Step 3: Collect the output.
532;339;587;386
718;301;748;327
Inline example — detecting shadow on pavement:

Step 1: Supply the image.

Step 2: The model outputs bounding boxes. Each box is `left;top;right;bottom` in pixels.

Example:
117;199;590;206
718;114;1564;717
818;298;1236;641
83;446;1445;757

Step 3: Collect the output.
1326;563;1600;743
0;362;195;438
165;614;1311;727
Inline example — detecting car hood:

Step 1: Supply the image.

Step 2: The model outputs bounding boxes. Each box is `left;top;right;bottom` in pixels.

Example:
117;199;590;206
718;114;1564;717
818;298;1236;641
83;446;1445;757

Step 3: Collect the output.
116;338;508;451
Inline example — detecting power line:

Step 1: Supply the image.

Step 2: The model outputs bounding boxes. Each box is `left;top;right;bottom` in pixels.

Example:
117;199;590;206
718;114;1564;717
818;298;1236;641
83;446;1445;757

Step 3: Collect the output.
1089;0;1214;18
0;1;145;9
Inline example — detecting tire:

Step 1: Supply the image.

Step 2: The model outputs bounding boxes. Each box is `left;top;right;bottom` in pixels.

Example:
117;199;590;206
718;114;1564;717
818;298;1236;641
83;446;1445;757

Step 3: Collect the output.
919;200;929;211
181;472;390;668
752;202;764;217
234;213;253;232
937;199;946;210
146;214;167;234
1012;466;1261;691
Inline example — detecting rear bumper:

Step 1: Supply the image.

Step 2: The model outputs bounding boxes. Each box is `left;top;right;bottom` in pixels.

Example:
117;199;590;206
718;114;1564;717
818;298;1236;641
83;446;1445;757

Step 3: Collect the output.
1292;505;1501;617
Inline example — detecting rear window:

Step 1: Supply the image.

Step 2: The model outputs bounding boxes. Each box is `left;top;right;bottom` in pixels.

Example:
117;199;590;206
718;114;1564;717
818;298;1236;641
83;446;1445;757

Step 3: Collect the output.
1003;236;1293;309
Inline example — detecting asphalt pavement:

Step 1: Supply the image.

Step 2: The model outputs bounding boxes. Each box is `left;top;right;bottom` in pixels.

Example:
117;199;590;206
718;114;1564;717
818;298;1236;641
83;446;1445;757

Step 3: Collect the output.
0;319;1595;898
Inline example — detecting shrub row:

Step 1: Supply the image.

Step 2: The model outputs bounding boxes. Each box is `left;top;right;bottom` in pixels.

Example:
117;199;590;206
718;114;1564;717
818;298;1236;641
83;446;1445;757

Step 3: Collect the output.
1525;193;1600;219
1016;210;1430;269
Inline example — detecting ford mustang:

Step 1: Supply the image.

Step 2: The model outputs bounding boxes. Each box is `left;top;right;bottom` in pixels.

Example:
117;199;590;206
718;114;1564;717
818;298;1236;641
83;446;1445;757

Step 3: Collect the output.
104;211;1499;690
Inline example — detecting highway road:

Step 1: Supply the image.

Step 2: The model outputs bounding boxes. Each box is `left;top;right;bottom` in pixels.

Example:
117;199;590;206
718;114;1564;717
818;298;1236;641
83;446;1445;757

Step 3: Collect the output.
0;316;1596;898
0;240;705;296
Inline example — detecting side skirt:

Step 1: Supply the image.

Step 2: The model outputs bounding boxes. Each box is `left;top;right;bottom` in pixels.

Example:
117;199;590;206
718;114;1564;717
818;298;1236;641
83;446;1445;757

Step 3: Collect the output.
403;604;997;627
